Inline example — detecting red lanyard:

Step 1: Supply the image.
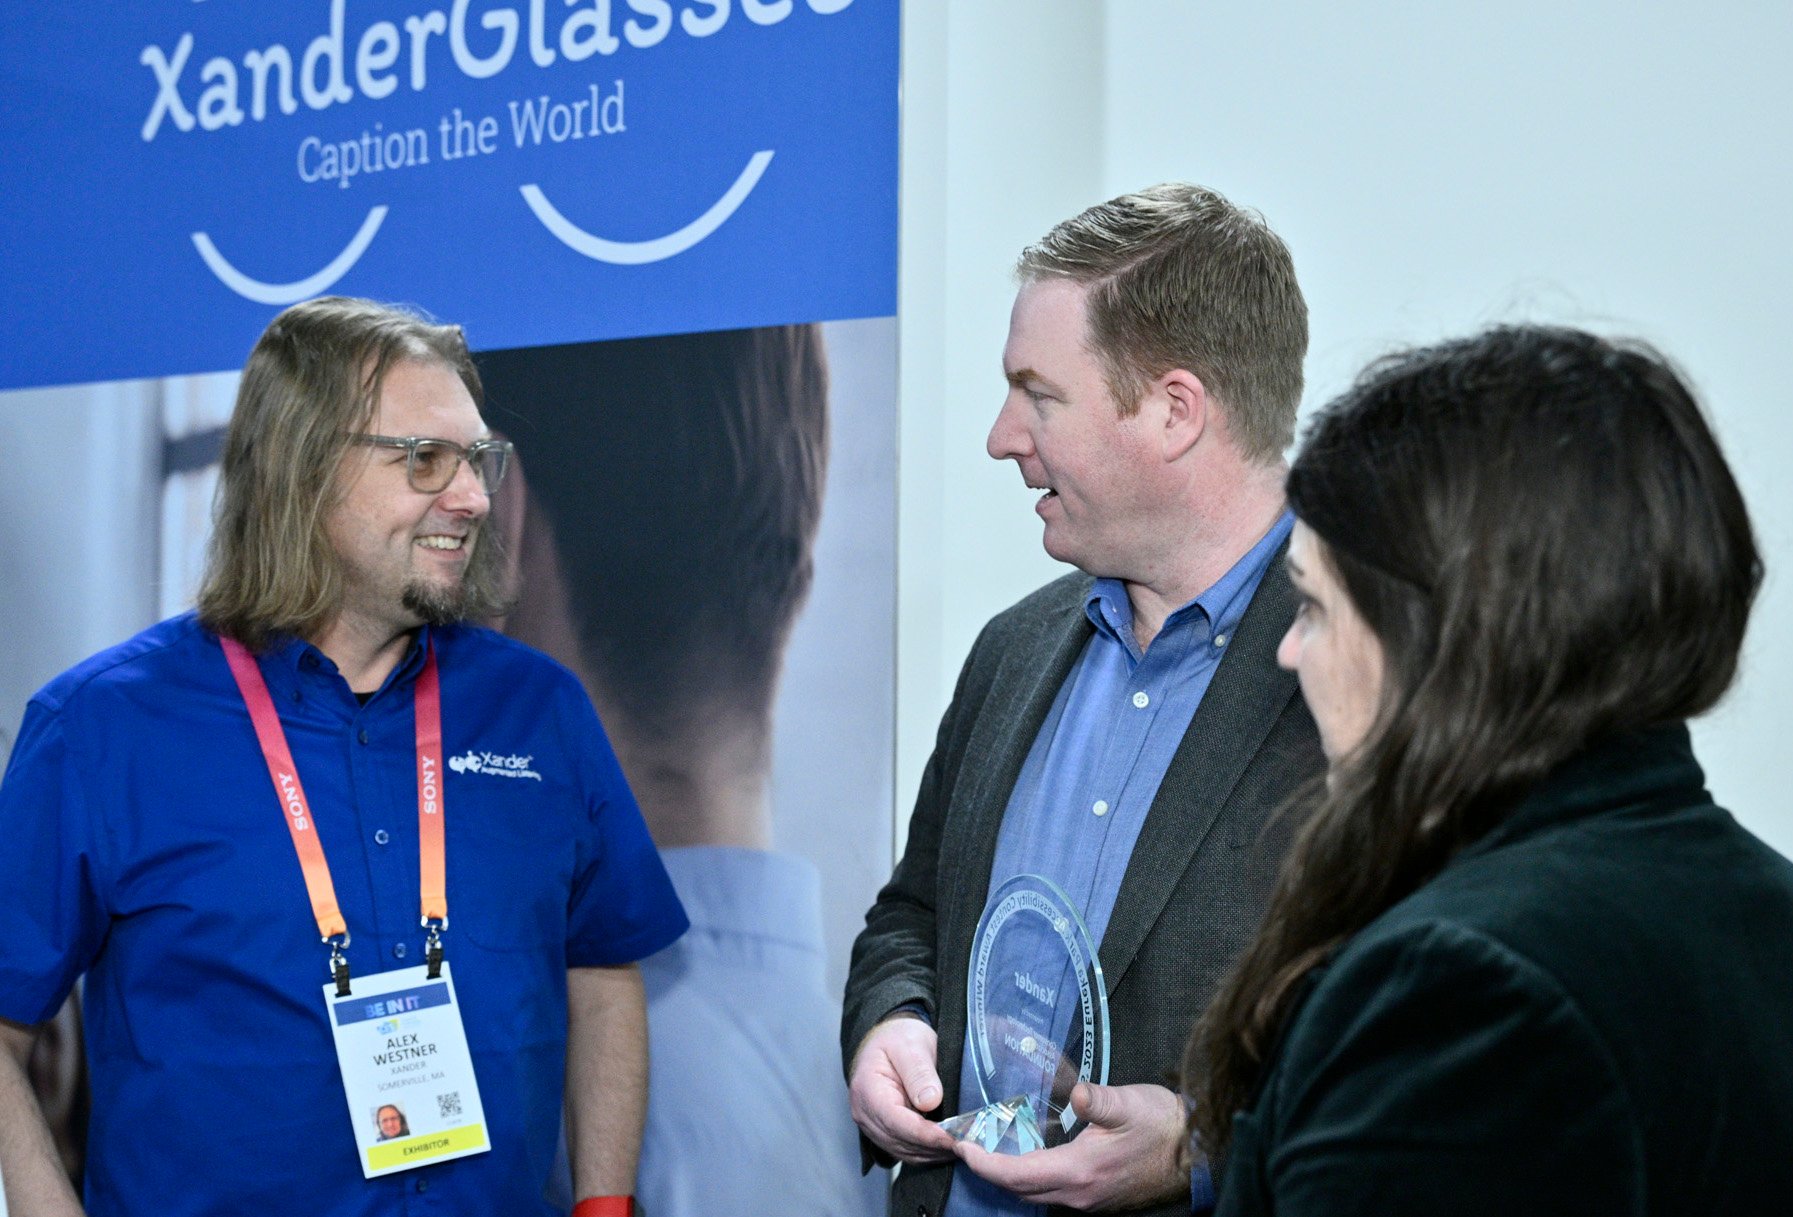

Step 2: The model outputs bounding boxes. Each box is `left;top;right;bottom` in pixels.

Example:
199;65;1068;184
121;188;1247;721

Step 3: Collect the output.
222;637;447;993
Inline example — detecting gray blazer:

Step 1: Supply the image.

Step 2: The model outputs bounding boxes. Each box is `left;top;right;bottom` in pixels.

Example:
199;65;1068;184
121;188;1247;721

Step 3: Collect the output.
843;559;1323;1217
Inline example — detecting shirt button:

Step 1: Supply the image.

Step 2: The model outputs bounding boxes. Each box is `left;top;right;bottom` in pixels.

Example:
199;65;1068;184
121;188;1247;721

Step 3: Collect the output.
393;942;408;960
374;829;390;846
1131;691;1150;709
1215;633;1229;647
358;729;370;745
1092;800;1109;817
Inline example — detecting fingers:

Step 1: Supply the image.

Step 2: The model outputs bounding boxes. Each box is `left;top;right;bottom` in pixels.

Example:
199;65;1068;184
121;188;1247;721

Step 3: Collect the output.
953;1138;1085;1201
954;1085;1189;1210
847;1017;957;1164
866;1093;958;1162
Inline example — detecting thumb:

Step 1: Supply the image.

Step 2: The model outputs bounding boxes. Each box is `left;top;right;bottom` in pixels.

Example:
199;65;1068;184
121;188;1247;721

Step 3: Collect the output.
903;1061;943;1113
1070;1080;1124;1128
895;1046;943;1112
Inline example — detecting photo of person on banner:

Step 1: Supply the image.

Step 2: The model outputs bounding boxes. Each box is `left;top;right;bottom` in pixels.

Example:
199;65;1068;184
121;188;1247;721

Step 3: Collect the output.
478;325;887;1217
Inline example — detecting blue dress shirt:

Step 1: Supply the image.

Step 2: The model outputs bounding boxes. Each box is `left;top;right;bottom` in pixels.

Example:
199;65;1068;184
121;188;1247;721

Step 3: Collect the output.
947;513;1292;1217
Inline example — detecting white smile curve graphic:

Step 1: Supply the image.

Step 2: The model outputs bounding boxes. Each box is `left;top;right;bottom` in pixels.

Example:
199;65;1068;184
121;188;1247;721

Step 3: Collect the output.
519;150;774;265
191;206;389;305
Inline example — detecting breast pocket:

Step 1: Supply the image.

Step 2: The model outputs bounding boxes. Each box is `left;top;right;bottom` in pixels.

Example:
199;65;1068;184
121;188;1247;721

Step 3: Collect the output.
444;771;580;956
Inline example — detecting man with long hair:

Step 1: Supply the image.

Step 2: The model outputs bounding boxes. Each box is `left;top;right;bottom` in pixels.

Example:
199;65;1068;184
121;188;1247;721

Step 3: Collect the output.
375;1105;411;1142
1189;326;1793;1214
0;297;686;1217
842;185;1323;1217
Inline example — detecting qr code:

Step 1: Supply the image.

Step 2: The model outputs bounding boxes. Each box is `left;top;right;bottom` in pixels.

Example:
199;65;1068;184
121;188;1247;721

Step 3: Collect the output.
437;1091;463;1120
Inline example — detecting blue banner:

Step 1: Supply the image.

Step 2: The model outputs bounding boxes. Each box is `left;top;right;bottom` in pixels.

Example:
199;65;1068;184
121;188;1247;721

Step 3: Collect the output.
0;1;898;389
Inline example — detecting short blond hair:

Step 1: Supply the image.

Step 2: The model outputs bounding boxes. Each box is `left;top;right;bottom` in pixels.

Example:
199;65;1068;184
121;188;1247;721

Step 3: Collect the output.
1017;183;1307;461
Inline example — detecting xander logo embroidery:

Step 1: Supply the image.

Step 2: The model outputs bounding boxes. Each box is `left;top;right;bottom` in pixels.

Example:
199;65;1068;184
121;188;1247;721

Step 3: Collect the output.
447;750;542;781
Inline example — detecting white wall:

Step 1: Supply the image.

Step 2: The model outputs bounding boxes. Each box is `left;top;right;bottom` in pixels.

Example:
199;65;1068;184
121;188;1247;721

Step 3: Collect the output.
895;0;1100;850
896;1;1793;854
2;382;162;758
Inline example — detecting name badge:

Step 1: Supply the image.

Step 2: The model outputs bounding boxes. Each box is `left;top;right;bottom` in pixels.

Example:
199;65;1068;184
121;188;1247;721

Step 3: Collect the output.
325;963;491;1177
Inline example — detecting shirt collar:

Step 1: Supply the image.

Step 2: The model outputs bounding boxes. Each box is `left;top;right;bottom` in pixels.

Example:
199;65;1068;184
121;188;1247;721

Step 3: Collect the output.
253;624;439;705
1083;510;1295;651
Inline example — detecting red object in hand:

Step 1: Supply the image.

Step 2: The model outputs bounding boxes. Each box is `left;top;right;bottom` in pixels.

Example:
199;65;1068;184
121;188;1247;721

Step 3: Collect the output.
572;1198;634;1217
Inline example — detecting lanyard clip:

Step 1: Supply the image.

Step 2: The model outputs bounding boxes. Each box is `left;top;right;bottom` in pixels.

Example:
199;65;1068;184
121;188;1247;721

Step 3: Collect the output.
422;916;448;979
325;931;353;997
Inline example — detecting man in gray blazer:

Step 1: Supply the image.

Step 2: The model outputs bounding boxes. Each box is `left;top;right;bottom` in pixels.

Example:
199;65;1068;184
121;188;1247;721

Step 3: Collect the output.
842;184;1323;1217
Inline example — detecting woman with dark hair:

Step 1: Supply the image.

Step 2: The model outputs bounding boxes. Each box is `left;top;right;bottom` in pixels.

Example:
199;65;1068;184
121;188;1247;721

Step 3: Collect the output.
1186;325;1793;1214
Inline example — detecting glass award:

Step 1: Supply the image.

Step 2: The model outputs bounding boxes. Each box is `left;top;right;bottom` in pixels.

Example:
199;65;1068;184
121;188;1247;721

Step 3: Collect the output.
939;874;1109;1155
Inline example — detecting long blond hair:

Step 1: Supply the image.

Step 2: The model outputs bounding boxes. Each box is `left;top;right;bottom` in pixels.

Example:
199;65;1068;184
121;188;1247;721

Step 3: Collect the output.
196;296;505;650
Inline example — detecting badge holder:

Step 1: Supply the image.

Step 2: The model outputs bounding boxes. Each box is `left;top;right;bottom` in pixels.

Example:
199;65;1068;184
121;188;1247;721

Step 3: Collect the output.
329;931;353;997
424;916;446;979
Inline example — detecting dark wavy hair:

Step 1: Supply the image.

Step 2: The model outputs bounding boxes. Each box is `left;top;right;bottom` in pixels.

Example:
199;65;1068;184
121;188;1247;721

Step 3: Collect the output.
1185;325;1762;1158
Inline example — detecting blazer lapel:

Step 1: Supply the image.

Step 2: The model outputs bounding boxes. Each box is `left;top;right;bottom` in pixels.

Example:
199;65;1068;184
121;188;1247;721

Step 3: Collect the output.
1099;557;1302;992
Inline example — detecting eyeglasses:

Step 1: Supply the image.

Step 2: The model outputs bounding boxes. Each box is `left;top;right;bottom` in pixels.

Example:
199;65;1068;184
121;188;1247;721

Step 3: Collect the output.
351;434;514;494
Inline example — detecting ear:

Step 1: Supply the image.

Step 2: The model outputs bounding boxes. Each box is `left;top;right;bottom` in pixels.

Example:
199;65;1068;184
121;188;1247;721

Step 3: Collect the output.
1158;369;1208;461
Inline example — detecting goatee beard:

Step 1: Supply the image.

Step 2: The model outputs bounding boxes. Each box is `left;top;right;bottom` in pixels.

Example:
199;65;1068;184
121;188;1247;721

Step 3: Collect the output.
401;578;470;627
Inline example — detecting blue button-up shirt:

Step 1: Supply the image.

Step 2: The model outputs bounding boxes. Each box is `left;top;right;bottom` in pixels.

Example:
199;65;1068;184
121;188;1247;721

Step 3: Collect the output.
0;612;687;1217
948;513;1292;1217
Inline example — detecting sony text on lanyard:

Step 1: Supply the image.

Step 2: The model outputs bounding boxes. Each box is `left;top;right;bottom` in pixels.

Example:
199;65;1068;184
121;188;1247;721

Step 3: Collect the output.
223;636;448;995
223;637;491;1178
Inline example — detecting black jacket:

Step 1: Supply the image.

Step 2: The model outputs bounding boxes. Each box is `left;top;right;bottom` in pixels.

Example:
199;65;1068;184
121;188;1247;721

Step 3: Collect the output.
1218;724;1793;1217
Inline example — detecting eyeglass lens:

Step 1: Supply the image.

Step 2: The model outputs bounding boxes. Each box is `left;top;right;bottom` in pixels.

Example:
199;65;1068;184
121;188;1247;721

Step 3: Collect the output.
409;440;508;494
